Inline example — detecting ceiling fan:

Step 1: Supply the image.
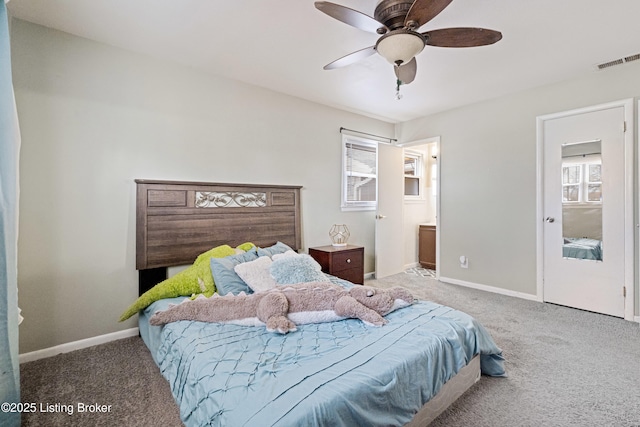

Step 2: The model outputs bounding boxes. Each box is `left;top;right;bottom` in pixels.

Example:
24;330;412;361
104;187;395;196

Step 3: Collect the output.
315;0;502;94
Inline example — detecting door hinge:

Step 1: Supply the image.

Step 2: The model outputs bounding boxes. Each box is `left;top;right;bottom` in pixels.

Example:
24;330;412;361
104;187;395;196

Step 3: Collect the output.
623;286;626;297
623;121;627;132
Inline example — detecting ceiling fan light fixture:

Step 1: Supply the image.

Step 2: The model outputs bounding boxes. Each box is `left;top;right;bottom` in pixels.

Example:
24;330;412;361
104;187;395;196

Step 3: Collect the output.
375;30;425;65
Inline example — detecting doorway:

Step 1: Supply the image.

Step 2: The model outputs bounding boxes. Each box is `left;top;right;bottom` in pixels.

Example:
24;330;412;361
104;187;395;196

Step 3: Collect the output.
400;137;440;274
375;137;440;279
537;99;634;320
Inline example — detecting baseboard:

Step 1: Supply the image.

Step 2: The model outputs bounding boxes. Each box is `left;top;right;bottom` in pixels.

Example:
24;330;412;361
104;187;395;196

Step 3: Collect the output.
635;316;640;324
19;327;139;364
438;276;540;302
364;272;375;280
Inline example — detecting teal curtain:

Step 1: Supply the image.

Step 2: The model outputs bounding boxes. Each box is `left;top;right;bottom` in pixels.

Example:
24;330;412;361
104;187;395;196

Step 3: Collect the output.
0;2;21;426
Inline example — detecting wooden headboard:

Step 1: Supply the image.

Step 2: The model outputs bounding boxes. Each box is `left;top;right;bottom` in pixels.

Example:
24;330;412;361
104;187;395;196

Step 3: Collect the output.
136;179;302;293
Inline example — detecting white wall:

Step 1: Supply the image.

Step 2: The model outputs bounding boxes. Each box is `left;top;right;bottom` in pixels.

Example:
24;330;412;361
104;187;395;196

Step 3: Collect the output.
11;19;394;353
396;61;640;314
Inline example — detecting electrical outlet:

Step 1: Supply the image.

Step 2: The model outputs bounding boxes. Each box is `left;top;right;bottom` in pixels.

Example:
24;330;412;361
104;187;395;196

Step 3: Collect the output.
459;255;468;269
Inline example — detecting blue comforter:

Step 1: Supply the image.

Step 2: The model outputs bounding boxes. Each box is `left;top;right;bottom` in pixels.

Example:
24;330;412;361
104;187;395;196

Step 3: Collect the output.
141;289;505;427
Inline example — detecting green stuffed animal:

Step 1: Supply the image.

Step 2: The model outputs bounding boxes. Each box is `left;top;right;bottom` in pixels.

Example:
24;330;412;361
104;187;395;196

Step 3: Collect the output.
119;242;255;321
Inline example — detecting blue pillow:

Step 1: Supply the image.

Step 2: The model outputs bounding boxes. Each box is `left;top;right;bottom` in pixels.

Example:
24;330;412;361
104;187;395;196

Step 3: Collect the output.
210;248;258;295
257;241;293;258
270;254;329;284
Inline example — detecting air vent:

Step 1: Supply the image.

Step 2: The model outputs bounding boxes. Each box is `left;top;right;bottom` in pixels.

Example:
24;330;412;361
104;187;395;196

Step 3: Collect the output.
598;58;624;69
624;53;640;63
597;53;640;70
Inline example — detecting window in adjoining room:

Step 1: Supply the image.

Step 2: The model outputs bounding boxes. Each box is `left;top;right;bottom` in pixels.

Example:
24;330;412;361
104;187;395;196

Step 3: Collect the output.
403;151;423;198
342;135;377;211
562;156;602;204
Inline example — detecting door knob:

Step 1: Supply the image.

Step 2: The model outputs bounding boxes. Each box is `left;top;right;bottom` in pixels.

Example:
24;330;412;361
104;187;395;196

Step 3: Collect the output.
376;214;387;219
545;217;555;223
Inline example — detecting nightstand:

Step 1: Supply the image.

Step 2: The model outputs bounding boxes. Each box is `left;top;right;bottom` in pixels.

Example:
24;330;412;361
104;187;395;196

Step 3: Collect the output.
308;245;364;285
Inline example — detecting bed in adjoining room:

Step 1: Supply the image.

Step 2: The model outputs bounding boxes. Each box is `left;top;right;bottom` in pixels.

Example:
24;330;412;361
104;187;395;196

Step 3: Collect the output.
124;179;505;427
563;237;602;261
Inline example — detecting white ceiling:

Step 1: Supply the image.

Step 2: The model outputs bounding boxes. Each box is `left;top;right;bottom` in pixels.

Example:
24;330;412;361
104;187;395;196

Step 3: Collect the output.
7;0;640;123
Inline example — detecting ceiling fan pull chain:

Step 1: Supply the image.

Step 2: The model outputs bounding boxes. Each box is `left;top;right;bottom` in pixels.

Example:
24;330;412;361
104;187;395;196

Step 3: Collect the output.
395;79;403;100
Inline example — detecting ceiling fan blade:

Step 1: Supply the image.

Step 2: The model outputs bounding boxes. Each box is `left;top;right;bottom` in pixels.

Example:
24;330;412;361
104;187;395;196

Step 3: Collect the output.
404;0;453;29
324;45;377;70
394;57;417;84
315;1;388;34
423;27;503;47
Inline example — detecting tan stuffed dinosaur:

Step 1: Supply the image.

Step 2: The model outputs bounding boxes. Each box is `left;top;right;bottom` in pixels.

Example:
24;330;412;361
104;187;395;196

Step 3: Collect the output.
149;282;414;334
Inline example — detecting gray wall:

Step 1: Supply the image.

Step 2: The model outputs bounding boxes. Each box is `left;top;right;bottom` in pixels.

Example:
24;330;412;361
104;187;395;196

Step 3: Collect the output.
397;60;640;313
12;17;640;354
11;19;393;353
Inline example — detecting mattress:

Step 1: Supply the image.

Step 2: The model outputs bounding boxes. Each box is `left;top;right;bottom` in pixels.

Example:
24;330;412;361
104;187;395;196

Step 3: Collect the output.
139;278;505;426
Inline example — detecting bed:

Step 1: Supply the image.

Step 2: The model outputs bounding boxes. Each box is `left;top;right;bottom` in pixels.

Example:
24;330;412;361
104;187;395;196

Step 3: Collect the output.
134;179;505;427
563;237;603;261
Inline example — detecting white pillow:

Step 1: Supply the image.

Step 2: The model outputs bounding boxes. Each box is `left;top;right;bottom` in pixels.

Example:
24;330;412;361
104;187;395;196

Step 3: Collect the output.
234;256;277;292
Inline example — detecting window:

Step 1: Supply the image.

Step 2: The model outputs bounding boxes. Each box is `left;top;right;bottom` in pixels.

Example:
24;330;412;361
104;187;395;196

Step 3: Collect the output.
562;164;581;202
562;158;602;204
586;163;602;202
403;151;423;198
342;135;377;210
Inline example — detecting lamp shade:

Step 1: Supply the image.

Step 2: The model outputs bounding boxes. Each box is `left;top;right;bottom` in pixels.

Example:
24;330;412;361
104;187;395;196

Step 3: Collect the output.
329;224;350;246
376;30;424;65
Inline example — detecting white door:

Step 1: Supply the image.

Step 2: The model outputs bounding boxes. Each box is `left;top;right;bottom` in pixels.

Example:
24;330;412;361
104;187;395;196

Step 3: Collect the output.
375;143;405;279
542;105;626;317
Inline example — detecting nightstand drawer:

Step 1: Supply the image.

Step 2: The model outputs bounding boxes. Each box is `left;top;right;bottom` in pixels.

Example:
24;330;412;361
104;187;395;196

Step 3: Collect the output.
337;267;364;285
308;245;364;285
331;250;363;273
